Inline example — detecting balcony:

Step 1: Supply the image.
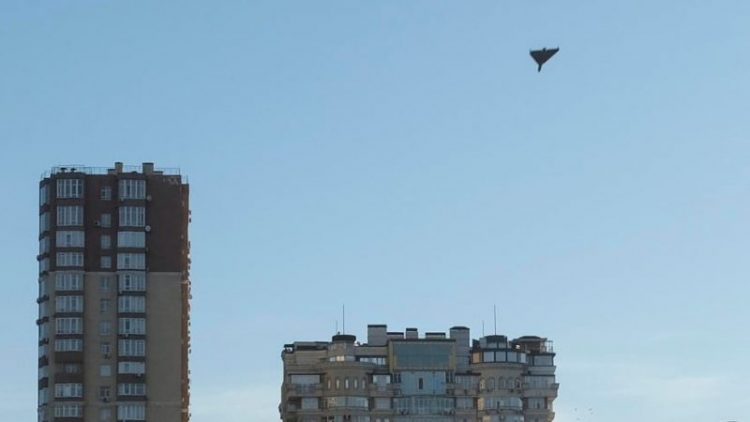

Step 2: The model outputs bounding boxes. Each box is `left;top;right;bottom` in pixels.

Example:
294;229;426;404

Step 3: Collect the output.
286;383;322;396
522;382;559;398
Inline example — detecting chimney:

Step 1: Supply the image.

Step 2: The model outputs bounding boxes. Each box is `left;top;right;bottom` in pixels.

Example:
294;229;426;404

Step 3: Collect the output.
405;328;418;340
367;324;387;346
114;162;123;174
450;326;471;371
142;162;155;174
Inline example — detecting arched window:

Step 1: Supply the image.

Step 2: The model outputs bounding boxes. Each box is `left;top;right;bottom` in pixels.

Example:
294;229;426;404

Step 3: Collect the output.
335;378;340;389
479;378;486;390
487;377;495;390
354;378;359;389
345;378;350;389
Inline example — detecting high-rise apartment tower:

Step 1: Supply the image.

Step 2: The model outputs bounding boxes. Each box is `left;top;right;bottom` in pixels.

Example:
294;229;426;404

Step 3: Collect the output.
281;325;558;422
36;162;191;422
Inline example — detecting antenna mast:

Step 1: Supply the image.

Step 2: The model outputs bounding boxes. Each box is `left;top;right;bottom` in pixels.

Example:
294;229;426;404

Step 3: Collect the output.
494;304;497;335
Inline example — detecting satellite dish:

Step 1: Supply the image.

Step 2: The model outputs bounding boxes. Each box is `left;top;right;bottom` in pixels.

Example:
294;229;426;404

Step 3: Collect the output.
530;47;559;72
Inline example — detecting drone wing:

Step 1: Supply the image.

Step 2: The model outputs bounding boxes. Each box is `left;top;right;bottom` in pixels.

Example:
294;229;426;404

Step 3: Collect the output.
530;48;559;71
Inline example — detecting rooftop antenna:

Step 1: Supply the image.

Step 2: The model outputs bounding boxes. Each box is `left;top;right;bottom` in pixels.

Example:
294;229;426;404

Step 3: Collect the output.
342;304;346;335
335;320;339;335
482;320;485;337
494;304;497;335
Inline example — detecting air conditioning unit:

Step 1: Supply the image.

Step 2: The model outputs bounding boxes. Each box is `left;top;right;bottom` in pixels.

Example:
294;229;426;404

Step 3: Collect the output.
146;195;152;202
94;221;101;227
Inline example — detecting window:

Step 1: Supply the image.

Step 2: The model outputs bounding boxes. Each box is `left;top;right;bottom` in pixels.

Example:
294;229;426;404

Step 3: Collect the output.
100;276;112;292
101;235;111;249
100;386;111;401
54;383;83;398
56;318;83;334
54;339;83;352
38;277;48;297
99;321;112;336
100;299;111;313
118;272;146;291
119;318;146;335
62;363;82;374
39;257;49;273
55;272;83;291
118;206;145;227
118;296;146;313
118;361;145;375
56;179;84;199
100;213;112;228
117;383;146;396
119;179;146;200
301;397;319;410
118;339;146;356
117;404;145;421
100;342;112;358
100;187;112;200
39;184;49;206
100;365;112;377
117;231;146;248
38;322;49;339
38;388;49;405
56;252;84;267
56;231;85;247
100;408;112;421
56;206;83;226
117;253;146;270
55;296;83;313
54;404;83;417
39;212;50;233
39;237;50;255
101;256;112;269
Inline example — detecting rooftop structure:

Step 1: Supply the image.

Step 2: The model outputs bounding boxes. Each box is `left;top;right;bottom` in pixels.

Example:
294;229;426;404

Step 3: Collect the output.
280;324;558;422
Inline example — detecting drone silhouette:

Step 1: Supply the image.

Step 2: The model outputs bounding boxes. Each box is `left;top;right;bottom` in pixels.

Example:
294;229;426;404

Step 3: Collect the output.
530;47;560;72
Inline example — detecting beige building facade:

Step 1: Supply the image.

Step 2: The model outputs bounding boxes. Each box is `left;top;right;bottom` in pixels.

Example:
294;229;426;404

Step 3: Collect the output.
36;163;190;422
280;325;558;422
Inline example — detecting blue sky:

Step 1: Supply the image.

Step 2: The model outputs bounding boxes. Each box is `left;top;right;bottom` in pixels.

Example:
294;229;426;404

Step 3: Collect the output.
2;1;749;421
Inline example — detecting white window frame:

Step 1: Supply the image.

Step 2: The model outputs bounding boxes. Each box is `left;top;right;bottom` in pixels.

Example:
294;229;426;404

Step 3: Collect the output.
117;403;146;421
117;231;146;248
118;179;146;200
56;231;85;247
118;206;146;227
118;272;146;292
56;179;84;199
118;296;146;313
54;383;83;398
56;252;84;267
55;272;83;291
117;253;146;270
56;206;83;226
118;339;146;357
118;318;146;335
55;296;83;313
55;317;83;335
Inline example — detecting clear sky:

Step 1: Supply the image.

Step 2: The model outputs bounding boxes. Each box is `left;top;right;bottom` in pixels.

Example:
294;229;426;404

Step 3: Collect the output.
2;1;749;421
